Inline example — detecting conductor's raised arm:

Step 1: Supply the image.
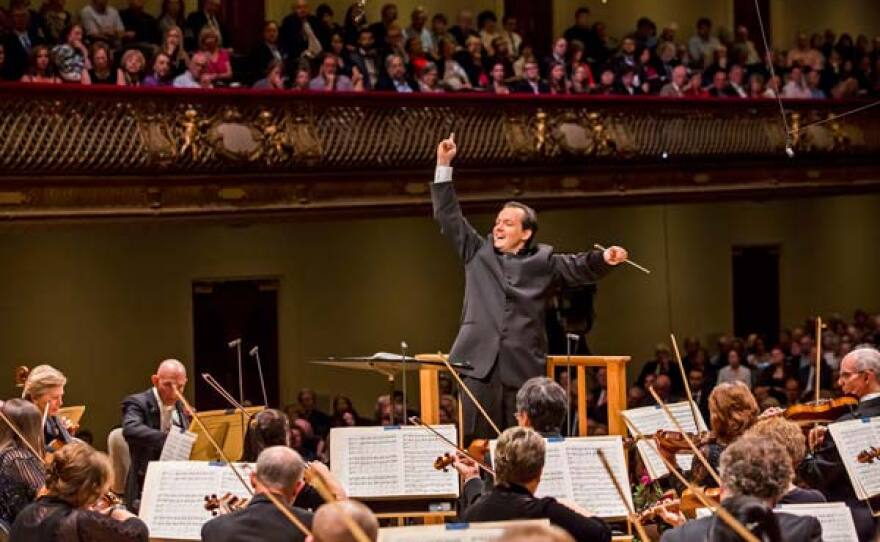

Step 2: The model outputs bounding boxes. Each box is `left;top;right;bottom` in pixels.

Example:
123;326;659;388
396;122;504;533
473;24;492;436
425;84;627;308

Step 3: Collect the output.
431;134;484;262
551;246;628;287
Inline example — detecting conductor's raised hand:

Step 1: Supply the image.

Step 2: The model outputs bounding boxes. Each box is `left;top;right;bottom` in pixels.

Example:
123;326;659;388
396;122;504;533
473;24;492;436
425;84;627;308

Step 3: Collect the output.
603;245;628;266
437;133;457;166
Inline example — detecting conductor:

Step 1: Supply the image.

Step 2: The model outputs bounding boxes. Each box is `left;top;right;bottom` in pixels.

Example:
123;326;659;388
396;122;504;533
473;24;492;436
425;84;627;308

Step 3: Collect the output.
432;135;629;440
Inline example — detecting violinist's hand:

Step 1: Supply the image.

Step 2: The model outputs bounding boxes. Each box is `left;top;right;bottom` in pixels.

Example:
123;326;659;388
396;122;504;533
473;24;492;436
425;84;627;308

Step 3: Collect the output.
437;134;456;166
808;425;828;450
657;507;687;527
451;452;480;482
759;406;784;420
603;246;628;265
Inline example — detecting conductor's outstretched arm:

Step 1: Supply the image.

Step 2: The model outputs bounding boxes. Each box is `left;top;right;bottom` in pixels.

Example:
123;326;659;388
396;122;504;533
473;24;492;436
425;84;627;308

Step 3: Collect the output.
431;134;484;262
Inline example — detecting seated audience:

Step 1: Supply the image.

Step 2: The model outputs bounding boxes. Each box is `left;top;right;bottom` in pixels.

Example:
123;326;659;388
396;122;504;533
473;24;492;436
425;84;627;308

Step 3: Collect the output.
660;65;688;96
120;0;160;47
376;53;419;92
184;0;228;51
418;62;443;92
117;48;146;86
11;442;149;542
717;350;751;387
20;44;60;83
143;52;174;86
88;41;115;85
253;59;285;89
40;0;73;45
512;60;548;94
197;26;231;85
309;52;354;91
172;51;208;88
157;0;186;38
0;399;45;527
487;62;510;94
80;0;124;50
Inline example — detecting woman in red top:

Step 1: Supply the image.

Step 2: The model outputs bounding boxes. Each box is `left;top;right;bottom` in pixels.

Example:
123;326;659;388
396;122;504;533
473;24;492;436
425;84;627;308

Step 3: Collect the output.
198;26;232;85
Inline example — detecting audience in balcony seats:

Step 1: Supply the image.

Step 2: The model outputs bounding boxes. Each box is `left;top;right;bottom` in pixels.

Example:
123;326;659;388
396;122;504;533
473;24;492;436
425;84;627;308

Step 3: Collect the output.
547;61;570;94
3;6;41;81
309;52;355;91
291;65;311;91
120;0;159;49
782;65;812;98
747;73;767;98
160;25;188;76
327;32;354;77
80;0;123;50
449;9;478;47
727;64;747;97
52;25;91;84
730;25;760;66
404;36;429;75
197;27;231;86
543;37;568;78
157;0;185;39
688;17;721;69
117;48;145;86
707;69;732;97
563;7;599;62
20;44;60;83
375;52;417;91
806;68;826;98
143;52;173;86
314;4;341;52
40;0;72;45
614;68;641;95
570;63;594;93
172;51;208;88
87;41;114;84
455;34;488;88
184;0;226;51
251;58;284;89
593;69;616;95
513;59;549;94
478;10;500;56
383;24;407;63
437;37;470;91
349;29;380;90
512;44;535;78
656;41;680;81
280;0;322;64
367;3;397;50
404;6;433;58
418;62;443;92
487;62;510;94
659;65;688;96
489;37;515;79
248;21;284;84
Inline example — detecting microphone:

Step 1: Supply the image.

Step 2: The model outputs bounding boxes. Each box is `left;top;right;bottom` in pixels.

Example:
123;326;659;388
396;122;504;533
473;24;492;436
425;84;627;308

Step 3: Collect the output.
227;338;243;404
249;345;269;407
227;338;241;348
248;346;259;357
566;333;580;342
400;341;408;350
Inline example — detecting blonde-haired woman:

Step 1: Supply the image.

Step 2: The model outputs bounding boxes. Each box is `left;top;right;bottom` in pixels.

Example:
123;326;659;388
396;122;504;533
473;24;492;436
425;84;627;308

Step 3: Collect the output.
117;49;146;86
11;442;148;541
198;26;232;84
162;25;190;76
0;399;45;526
21;364;71;451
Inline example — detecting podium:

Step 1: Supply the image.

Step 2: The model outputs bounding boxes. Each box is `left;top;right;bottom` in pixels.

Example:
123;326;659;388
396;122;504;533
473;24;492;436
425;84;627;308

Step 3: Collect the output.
546;356;631;436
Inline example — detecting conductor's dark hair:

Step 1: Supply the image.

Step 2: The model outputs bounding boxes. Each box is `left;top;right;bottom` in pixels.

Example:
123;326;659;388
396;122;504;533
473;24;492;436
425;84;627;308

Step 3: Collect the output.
516;377;567;434
709;495;782;542
503;201;538;240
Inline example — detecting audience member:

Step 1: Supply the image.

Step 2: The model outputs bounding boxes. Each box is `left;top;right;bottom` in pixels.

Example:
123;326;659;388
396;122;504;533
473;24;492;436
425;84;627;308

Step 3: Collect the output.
80;0;124;49
157;0;185;38
197;26;231;85
477;10;500;56
247;21;283;84
162;25;189;76
40;0;72;45
142;51;173;86
450;9;479;47
309;52;353;91
120;0;159;47
513;59;548;94
367;3;397;49
184;0;227;51
280;0;322;63
116;48;145;86
88;41;114;84
687;17;721;69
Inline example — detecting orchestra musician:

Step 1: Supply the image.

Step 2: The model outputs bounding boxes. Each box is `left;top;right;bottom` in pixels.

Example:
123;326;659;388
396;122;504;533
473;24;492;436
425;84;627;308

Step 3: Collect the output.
10;442;149;542
120;359;191;513
805;346;880;542
201;446;315;542
307;499;379;542
659;436;822;542
0;399;45;527
20;365;72;451
432;134;628;440
462;426;612;542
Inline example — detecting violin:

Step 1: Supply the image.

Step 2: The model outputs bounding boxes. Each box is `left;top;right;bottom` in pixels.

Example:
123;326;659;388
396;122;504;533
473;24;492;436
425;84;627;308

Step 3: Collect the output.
680;487;721;518
653;430;713;455
637;491;680;523
433;438;489;471
204;493;249;516
783;397;858;424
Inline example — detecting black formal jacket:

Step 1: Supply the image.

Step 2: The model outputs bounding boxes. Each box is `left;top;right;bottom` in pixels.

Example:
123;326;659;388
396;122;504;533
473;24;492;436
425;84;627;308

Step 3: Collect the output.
279;14;321;60
463;483;611;542
512;79;551;95
432;181;612;386
802;395;880;542
201;494;314;542
121;389;190;512
659;511;821;542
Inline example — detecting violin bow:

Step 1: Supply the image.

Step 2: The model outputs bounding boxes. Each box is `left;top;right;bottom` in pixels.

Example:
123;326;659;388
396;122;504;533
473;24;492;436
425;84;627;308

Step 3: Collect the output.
172;388;312;538
648;386;723;487
438;353;502;437
303;467;372;542
627;425;760;542
409;416;496;476
596;448;651;542
670;333;703;433
0;407;43;462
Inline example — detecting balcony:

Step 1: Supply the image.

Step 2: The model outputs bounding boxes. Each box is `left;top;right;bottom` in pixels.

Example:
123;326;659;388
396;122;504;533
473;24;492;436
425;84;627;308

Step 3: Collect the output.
0;84;878;220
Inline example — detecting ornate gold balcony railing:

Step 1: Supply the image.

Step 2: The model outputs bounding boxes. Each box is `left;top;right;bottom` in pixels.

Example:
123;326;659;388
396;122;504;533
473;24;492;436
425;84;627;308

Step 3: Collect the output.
0;84;878;220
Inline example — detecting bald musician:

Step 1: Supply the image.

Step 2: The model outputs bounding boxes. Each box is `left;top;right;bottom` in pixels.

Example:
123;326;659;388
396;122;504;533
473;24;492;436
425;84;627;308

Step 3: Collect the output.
121;359;191;512
806;347;880;542
432;135;628;440
307;499;379;542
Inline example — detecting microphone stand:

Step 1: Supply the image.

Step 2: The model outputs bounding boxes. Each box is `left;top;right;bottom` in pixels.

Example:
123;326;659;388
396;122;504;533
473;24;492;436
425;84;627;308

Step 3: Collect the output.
400;341;408;425
565;333;579;436
249;346;269;407
228;338;244;405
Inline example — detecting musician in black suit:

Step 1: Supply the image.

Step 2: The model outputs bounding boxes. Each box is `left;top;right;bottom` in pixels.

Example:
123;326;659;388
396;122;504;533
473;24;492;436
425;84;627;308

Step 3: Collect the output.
463;426;611;542
121;359;190;513
805;347;880;542
660;436;822;542
201;446;314;542
432;135;627;440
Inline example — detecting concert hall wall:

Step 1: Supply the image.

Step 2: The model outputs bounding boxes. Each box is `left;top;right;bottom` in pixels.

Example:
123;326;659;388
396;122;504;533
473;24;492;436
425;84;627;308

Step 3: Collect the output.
0;193;878;448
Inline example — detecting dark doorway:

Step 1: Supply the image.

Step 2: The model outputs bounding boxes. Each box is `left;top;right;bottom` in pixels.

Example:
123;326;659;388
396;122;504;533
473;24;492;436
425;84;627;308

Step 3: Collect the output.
732;246;780;345
505;0;554;57
734;0;770;58
193;279;280;410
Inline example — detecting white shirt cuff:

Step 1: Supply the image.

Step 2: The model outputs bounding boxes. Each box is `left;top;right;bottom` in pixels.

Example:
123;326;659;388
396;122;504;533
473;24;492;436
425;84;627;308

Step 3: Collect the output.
434;165;453;183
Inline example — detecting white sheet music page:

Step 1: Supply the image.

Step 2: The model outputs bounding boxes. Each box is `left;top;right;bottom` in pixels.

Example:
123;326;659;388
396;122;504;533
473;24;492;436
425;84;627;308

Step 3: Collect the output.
378;520;550;542
827;418;880;500
330;425;459;499
621;402;707;479
159;430;198;461
776;502;859;542
138;460;253;540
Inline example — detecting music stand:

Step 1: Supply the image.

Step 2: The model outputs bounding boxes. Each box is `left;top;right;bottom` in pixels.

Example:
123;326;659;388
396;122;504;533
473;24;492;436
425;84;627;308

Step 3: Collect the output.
187;406;265;461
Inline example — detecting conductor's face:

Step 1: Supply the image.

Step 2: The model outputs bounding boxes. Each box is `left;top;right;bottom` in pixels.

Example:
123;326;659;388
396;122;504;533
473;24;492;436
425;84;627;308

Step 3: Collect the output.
493;206;532;253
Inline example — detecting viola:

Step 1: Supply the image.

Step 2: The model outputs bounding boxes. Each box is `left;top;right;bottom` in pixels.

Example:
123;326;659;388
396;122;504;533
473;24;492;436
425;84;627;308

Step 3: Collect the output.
433;438;490;472
204;493;249;516
783;396;858;424
680;487;721;518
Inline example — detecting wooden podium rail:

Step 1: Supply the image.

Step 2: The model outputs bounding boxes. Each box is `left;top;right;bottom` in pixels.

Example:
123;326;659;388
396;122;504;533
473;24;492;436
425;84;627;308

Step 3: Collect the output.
415;354;631;437
547;356;631;437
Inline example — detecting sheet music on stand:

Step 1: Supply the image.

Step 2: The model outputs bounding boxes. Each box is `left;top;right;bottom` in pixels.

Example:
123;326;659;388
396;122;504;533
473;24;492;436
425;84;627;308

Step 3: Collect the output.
379;520;550;542
159;431;197;462
489;436;633;518
621;401;708;480
776;502;859;542
827;418;880;500
139;460;254;541
330;425;459;499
